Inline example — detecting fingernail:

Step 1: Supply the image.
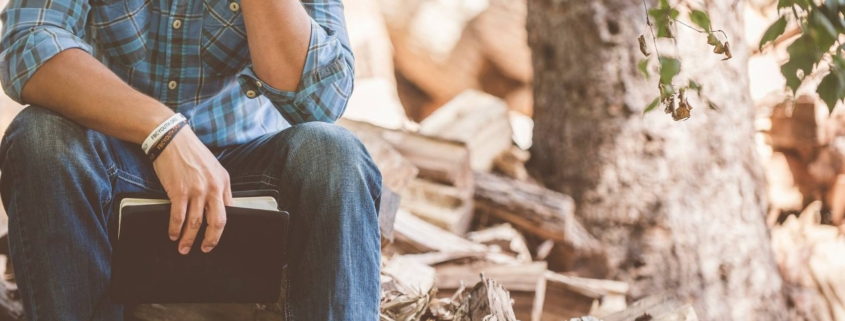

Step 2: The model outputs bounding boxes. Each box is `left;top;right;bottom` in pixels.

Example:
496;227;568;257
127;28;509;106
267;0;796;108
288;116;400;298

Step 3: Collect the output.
170;235;178;241
180;247;190;255
202;246;213;253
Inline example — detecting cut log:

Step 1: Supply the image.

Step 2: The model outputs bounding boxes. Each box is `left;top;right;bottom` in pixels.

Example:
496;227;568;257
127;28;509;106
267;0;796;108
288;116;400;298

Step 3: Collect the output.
468;0;531;84
419;90;514;171
769;96;818;162
400;178;474;235
339;119;474;191
383;0;486;107
436;262;546;321
454;274;519;321
543;272;628;320
342;0;410;130
467;223;532;263
393;209;488;254
601;294;698;321
473;171;600;252
493;146;531;181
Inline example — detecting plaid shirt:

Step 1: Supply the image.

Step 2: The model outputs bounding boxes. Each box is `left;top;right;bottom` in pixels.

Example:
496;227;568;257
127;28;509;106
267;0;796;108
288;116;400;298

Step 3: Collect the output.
0;0;354;147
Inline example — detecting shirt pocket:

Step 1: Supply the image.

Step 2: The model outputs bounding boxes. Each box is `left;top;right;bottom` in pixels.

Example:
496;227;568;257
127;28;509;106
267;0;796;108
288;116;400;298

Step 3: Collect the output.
87;0;151;67
201;0;250;75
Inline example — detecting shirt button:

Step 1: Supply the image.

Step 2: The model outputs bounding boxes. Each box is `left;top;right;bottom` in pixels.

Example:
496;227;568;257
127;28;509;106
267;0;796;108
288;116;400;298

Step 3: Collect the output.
245;90;257;98
172;19;182;29
255;80;263;88
229;2;240;12
168;80;178;90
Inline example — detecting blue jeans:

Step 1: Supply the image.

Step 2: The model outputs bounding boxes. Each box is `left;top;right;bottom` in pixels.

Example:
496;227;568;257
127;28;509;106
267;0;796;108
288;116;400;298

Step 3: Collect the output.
0;106;382;320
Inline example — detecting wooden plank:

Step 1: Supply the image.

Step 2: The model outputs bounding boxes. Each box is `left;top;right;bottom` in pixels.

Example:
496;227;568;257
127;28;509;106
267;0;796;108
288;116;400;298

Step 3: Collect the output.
419;90;514;171
542;271;629;320
435;262;546;321
339;119;473;190
602;294;698;321
400;178;474;235
467;223;532;263
474;172;599;249
393;209;488;254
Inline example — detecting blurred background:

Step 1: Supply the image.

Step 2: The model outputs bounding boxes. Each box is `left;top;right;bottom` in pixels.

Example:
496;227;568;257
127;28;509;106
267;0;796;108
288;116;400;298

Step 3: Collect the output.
0;0;842;320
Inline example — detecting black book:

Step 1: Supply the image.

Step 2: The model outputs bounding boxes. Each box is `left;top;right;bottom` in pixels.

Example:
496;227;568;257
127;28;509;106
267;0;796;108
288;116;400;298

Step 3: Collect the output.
110;190;289;303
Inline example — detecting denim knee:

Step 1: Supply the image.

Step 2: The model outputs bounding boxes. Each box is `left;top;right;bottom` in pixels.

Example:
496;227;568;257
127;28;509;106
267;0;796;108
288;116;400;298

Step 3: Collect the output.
282;122;382;200
1;106;97;164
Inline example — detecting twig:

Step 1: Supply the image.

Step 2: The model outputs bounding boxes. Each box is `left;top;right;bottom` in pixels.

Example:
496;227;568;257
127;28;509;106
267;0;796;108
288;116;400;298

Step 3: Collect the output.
643;0;662;58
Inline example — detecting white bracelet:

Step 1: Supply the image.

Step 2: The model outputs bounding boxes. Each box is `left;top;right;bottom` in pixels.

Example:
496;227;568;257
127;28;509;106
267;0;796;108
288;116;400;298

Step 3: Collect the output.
142;113;187;154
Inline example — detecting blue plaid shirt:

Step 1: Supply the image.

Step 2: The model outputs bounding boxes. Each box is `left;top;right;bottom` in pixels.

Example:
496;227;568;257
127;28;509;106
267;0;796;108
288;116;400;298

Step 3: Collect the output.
0;0;353;147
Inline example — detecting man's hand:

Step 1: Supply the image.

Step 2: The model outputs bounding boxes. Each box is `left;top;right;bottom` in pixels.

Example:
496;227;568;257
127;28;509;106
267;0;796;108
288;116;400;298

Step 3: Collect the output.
153;128;233;255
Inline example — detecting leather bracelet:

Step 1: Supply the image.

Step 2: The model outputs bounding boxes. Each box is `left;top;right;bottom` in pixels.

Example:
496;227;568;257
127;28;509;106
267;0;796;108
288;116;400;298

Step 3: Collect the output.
147;121;188;162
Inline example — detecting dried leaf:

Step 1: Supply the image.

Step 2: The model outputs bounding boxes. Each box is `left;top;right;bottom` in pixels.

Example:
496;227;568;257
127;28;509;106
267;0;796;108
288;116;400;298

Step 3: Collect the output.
722;42;732;60
664;94;675;114
638;35;650;57
673;88;692;121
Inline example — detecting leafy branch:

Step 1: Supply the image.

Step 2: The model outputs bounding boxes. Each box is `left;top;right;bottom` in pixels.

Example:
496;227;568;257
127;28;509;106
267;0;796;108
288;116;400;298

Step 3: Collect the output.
639;0;728;121
759;0;845;112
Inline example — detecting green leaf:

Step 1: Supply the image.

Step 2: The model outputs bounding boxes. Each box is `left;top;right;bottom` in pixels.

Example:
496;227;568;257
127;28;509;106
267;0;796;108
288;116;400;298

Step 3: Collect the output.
688;80;703;92
809;10;838;49
659;57;681;85
781;35;820;94
638;59;650;79
644;97;660;113
817;71;844;112
707;33;721;46
759;16;788;50
659;0;670;10
690;10;711;33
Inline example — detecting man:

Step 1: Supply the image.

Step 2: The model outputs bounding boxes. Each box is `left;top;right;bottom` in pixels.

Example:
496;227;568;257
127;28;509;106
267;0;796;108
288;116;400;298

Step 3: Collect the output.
0;0;381;318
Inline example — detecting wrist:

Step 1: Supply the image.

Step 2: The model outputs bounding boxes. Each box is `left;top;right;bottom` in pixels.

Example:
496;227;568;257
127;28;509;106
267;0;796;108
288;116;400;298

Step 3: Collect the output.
142;113;187;154
147;120;189;162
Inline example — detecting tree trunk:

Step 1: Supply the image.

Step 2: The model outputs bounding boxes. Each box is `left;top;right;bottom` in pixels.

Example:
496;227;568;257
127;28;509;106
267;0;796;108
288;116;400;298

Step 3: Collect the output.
526;1;788;320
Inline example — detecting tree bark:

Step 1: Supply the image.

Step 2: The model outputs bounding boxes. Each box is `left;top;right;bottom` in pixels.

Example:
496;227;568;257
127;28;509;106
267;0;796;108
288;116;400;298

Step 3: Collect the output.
526;0;788;320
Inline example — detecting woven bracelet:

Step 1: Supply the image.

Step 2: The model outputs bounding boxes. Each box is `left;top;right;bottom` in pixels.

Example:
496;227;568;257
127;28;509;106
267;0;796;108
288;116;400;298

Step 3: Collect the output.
148;121;188;162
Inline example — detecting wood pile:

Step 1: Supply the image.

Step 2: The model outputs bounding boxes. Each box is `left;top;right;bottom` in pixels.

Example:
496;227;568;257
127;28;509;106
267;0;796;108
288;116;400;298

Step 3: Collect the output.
770;202;845;321
375;0;533;120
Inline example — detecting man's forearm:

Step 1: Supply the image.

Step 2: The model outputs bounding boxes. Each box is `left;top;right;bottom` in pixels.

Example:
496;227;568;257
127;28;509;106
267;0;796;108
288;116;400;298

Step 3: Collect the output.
240;0;311;92
21;49;174;144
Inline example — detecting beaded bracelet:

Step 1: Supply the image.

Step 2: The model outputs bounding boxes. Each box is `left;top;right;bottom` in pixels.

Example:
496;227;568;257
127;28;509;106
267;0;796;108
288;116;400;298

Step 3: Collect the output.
147;121;188;162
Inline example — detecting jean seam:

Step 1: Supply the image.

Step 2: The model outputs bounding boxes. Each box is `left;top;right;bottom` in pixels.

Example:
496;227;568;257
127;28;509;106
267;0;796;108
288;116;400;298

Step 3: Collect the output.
230;174;280;188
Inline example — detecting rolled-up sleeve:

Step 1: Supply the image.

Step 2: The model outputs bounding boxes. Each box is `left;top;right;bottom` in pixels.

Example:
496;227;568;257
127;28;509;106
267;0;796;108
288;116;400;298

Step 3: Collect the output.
236;0;354;124
0;0;92;104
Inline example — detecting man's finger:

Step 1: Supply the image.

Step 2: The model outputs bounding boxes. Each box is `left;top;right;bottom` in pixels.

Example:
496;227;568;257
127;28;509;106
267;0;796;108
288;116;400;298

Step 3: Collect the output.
168;197;188;241
201;195;227;253
178;196;205;255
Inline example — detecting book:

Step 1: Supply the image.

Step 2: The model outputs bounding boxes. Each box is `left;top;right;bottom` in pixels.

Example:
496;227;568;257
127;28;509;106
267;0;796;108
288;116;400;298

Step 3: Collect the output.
111;190;289;303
